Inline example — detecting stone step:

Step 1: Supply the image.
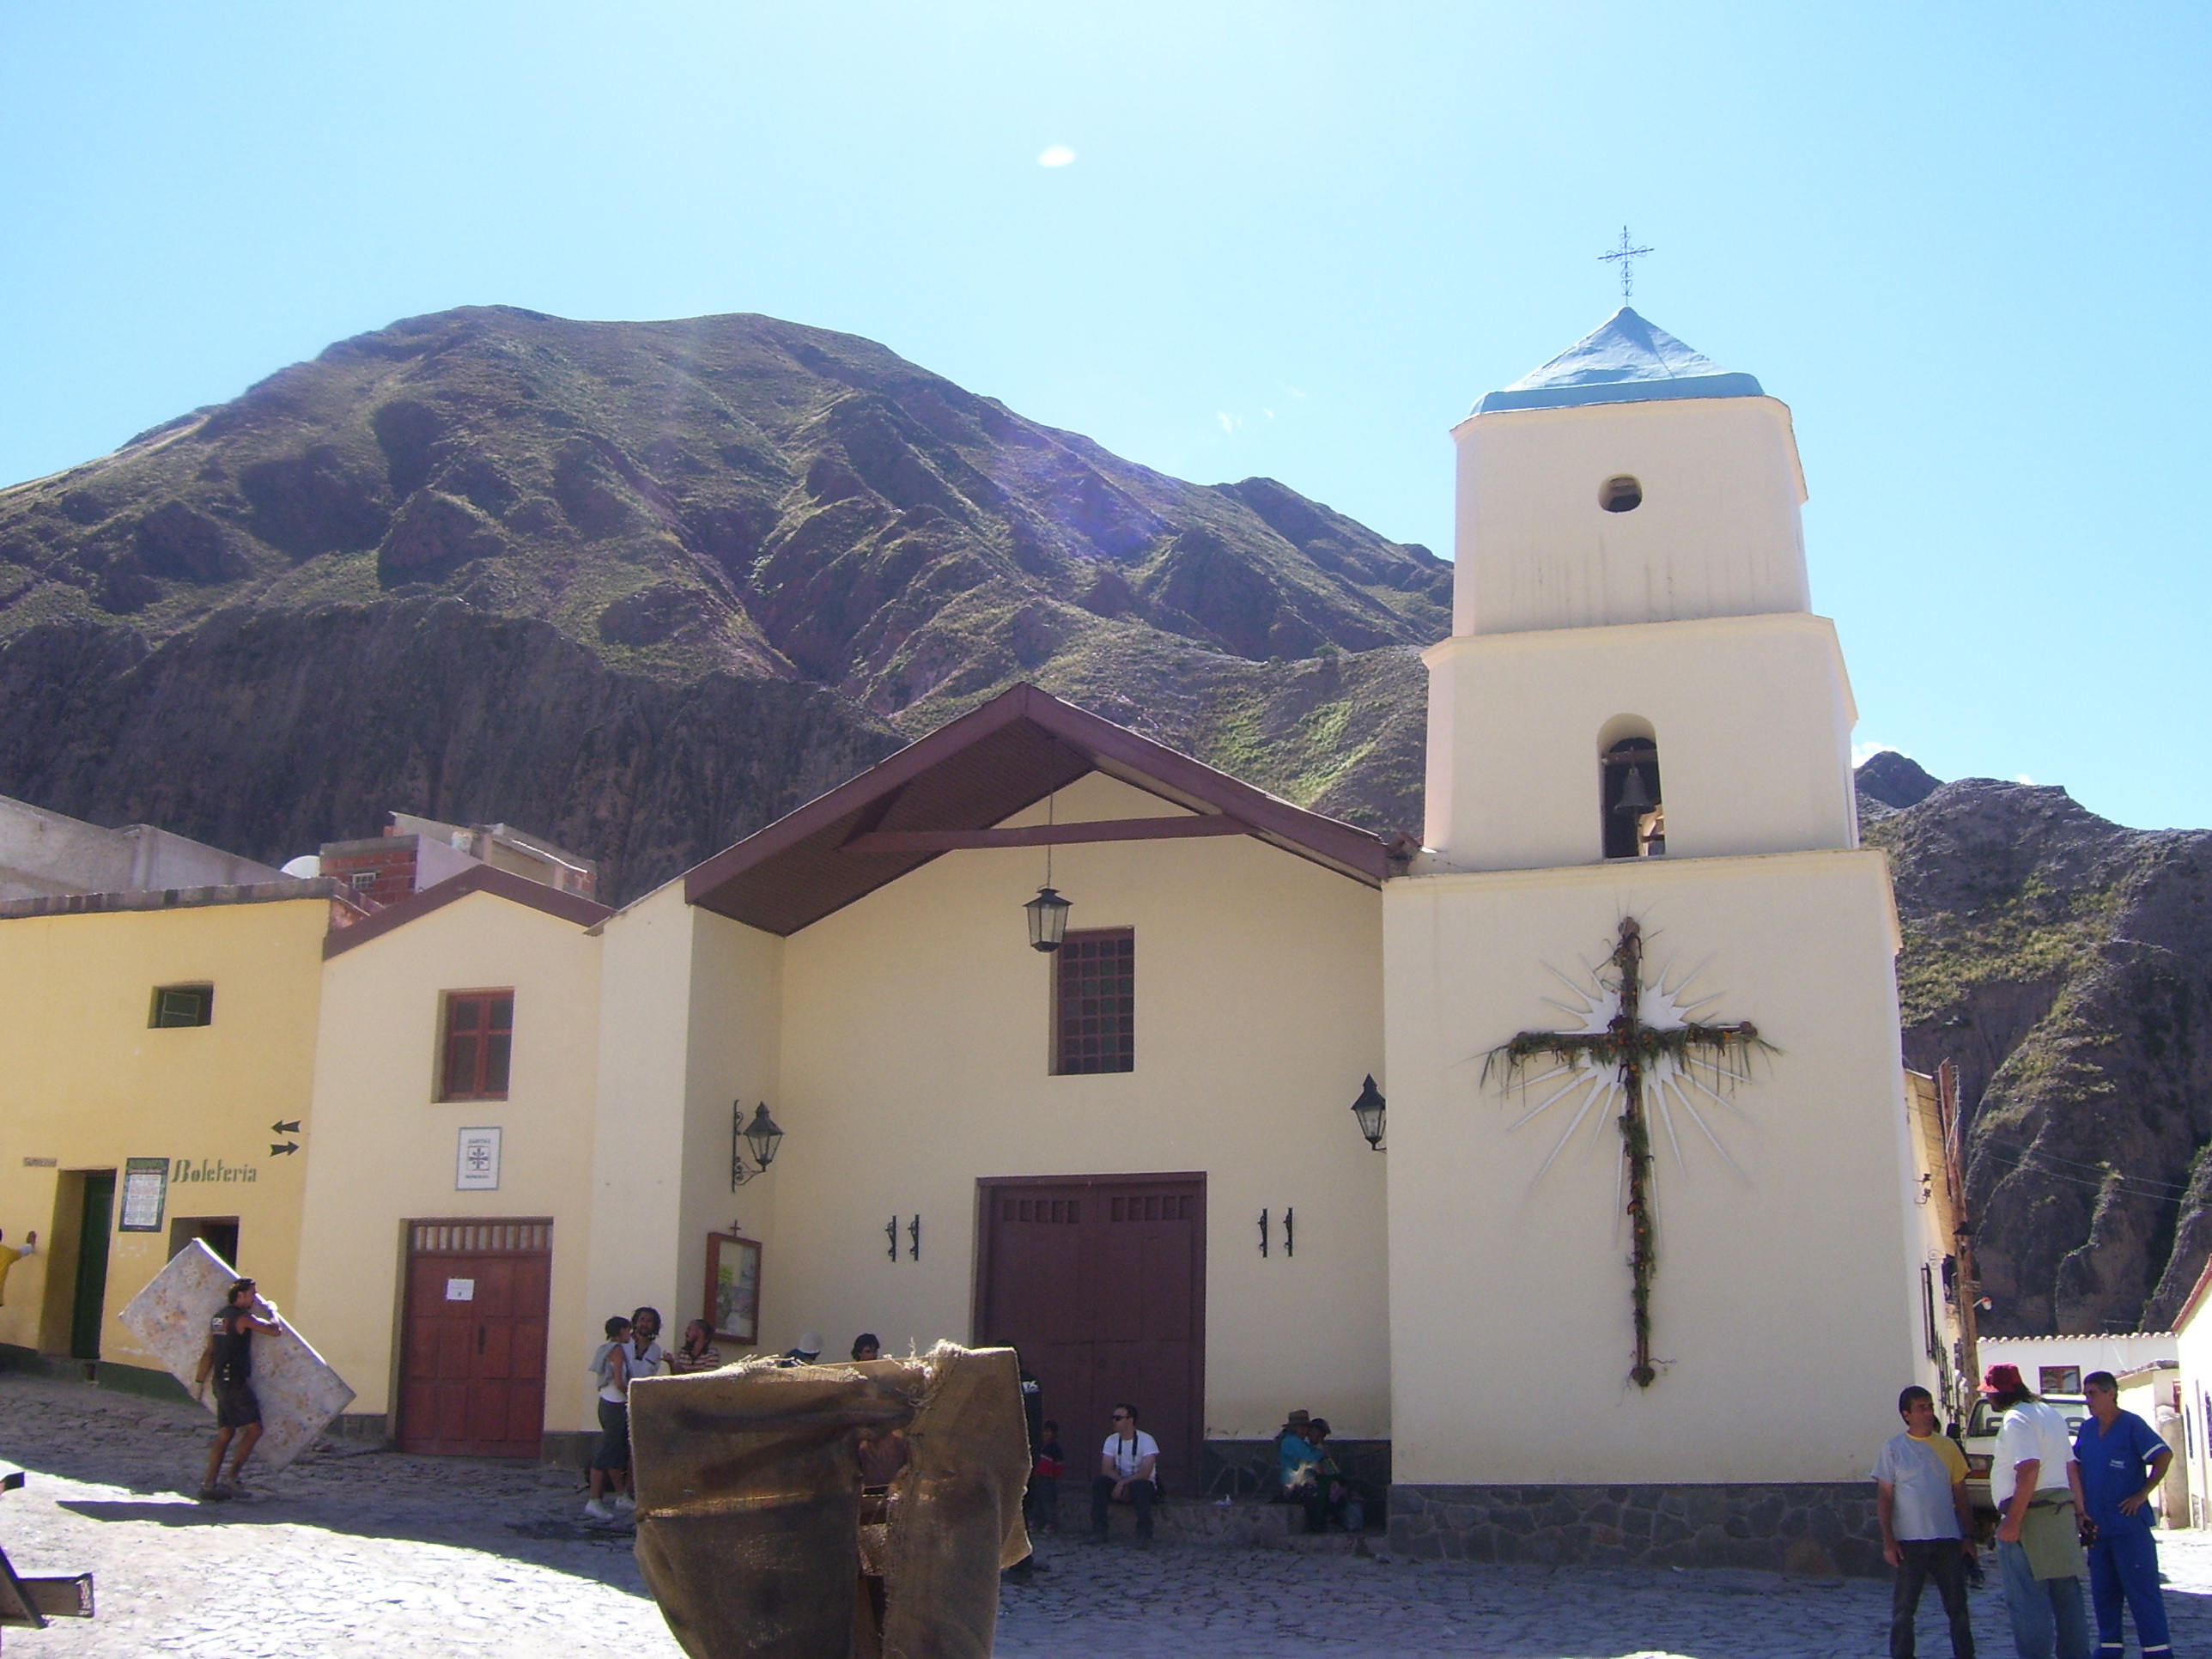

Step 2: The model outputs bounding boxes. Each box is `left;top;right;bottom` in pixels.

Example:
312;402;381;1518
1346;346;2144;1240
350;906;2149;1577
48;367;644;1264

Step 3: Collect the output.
1046;1491;1379;1552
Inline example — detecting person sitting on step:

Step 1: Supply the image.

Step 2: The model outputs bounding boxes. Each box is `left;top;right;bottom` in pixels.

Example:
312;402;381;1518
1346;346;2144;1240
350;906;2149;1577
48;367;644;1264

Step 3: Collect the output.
1090;1403;1159;1547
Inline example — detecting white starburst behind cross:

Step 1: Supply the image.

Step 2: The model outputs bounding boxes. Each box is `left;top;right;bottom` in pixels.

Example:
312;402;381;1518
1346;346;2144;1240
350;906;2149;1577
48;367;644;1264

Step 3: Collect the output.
1503;946;1756;1195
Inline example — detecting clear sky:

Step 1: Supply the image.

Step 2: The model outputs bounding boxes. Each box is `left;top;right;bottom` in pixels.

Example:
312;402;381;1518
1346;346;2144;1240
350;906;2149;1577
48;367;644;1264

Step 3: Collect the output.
3;4;2205;829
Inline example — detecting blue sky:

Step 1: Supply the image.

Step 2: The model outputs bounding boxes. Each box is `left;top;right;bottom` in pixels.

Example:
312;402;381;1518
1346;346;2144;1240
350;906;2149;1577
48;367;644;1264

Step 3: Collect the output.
3;4;2205;828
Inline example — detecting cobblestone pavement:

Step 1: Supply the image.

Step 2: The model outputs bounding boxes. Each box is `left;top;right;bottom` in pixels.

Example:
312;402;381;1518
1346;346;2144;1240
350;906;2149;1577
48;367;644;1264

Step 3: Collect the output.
5;1371;2212;1656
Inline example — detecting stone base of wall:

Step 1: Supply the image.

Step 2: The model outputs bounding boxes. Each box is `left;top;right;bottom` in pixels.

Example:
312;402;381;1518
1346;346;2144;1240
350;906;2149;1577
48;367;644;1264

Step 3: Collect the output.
542;1429;598;1469
0;1343;192;1405
1389;1482;1883;1577
1197;1438;1390;1510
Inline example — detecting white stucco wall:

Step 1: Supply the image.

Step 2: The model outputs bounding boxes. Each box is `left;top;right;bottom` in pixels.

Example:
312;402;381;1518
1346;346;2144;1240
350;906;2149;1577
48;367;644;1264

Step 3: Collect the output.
759;771;1392;1440
295;891;604;1430
1421;613;1859;870
2175;1297;2212;1525
1451;395;1809;638
1382;848;1917;1485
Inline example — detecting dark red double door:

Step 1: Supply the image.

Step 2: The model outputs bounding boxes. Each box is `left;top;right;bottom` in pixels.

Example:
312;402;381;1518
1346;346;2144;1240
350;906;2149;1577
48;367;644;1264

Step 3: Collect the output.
976;1175;1205;1492
398;1219;551;1457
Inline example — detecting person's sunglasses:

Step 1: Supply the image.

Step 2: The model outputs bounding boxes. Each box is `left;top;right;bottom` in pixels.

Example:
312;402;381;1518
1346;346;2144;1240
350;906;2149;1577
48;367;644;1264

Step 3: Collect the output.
1111;1413;1129;1419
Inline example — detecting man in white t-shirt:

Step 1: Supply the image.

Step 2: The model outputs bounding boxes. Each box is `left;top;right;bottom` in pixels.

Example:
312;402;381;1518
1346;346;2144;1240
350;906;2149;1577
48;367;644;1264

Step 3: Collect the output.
1984;1363;2089;1659
1089;1402;1160;1546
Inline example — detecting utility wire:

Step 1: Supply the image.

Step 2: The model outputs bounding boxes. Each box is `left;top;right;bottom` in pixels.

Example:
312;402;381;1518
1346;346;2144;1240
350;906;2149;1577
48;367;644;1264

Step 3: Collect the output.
1978;1137;2194;1198
1974;1142;2195;1206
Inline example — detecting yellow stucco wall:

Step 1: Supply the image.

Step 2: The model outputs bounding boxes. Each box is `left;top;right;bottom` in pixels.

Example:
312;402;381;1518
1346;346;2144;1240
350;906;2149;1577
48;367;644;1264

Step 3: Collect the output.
761;771;1391;1440
1383;848;1920;1484
0;896;331;1370
586;884;782;1425
294;890;603;1429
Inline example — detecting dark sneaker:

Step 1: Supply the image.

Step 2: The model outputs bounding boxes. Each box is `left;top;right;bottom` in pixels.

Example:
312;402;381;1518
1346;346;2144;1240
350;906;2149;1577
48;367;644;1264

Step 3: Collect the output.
197;1483;228;1502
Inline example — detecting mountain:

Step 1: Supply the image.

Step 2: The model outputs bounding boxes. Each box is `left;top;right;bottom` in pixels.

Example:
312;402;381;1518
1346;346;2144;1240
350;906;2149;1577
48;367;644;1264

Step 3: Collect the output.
1860;757;2212;1335
8;305;2200;1334
0;306;1449;896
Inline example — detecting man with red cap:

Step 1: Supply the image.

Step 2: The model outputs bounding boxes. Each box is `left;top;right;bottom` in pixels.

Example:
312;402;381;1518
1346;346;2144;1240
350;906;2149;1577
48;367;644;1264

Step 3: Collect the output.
1984;1363;2091;1659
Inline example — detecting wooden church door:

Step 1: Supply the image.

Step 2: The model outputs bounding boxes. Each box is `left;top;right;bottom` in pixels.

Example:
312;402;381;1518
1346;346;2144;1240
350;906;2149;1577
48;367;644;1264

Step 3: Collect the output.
398;1219;552;1457
976;1174;1206;1492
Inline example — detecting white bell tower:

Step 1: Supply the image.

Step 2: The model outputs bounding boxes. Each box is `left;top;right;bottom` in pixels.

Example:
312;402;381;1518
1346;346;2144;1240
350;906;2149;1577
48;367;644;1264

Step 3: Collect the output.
1381;308;1922;1557
1422;308;1859;872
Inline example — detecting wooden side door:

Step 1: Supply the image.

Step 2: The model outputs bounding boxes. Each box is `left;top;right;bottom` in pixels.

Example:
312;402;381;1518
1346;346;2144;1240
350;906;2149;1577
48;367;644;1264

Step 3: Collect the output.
398;1219;551;1457
976;1175;1205;1492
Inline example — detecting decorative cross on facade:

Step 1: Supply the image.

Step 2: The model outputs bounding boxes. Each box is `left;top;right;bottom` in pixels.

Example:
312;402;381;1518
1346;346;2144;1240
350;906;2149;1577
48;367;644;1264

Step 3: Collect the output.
1599;226;1654;300
1486;917;1767;1389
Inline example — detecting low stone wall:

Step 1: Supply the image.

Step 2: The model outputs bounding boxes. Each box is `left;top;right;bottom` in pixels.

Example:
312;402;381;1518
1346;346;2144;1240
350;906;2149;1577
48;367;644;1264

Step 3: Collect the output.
1389;1482;1884;1577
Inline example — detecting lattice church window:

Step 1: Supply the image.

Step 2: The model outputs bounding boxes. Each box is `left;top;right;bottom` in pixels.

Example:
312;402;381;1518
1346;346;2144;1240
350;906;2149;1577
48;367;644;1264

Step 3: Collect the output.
1054;929;1134;1074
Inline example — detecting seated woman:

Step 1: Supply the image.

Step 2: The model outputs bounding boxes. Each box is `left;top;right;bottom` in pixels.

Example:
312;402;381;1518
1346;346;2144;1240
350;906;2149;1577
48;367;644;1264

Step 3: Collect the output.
1308;1419;1364;1533
1275;1409;1328;1534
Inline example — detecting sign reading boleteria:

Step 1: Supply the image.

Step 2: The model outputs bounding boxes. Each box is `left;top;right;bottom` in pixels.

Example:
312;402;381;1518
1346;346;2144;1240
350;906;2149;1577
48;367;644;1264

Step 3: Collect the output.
1484;917;1771;1389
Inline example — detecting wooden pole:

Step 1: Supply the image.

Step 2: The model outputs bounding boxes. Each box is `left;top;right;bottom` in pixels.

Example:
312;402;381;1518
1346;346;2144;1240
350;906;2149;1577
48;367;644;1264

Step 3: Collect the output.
1939;1058;1984;1424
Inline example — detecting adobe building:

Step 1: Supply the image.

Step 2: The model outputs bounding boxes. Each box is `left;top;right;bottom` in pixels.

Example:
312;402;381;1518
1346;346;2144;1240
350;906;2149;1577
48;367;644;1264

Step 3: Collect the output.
3;309;1941;1573
0;878;357;1384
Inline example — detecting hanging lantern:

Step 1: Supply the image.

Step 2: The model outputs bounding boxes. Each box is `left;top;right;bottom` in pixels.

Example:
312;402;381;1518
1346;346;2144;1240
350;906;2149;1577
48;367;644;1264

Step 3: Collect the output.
1349;1074;1386;1151
1025;885;1072;952
743;1103;785;1170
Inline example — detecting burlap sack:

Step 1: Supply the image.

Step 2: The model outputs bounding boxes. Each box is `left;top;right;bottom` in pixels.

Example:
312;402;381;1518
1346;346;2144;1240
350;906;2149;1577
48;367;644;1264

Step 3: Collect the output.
629;1342;1031;1659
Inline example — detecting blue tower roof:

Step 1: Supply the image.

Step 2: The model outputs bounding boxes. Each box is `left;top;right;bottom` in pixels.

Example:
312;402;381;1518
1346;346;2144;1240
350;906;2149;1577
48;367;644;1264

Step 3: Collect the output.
1473;307;1764;415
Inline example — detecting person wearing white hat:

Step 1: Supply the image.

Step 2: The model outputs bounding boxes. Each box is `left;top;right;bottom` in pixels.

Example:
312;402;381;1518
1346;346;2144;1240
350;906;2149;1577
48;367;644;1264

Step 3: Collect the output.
779;1332;823;1366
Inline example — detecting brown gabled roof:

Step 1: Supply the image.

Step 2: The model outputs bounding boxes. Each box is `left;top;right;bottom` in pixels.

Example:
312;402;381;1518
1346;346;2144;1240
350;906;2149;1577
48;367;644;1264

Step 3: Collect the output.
684;684;1391;935
323;863;613;959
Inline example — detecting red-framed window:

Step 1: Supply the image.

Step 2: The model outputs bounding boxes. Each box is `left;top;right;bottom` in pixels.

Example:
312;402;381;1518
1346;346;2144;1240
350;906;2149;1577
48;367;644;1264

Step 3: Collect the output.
440;991;514;1101
1054;929;1134;1075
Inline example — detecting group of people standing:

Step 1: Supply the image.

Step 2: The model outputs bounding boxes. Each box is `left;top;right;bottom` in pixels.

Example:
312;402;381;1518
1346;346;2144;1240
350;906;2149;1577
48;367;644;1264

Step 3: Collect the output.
583;1306;726;1520
1878;1363;2173;1659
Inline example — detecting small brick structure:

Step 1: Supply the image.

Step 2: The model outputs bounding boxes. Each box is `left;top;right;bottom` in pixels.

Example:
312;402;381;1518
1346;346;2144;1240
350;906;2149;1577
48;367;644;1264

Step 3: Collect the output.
1388;1481;1886;1577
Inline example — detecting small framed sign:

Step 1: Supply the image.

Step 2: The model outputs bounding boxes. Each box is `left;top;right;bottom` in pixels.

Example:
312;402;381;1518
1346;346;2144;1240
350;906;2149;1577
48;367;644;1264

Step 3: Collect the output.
705;1232;762;1346
118;1158;170;1231
456;1127;502;1191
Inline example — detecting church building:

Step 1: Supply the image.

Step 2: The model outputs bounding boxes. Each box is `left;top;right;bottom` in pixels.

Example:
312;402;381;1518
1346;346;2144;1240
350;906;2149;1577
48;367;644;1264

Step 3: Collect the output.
0;308;1928;1575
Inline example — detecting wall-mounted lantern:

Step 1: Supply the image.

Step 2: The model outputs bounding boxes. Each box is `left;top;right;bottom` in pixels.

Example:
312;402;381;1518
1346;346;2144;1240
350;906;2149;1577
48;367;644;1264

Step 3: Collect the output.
1349;1075;1386;1152
731;1101;786;1188
1025;886;1072;952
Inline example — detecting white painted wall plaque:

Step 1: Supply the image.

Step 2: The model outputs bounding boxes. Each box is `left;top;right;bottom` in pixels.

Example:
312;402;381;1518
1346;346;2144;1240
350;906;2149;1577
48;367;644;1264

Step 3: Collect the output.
445;1278;475;1302
456;1127;501;1190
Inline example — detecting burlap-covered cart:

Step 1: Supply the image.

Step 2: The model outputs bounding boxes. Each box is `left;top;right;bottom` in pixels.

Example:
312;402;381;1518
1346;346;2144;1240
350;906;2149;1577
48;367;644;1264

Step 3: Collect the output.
628;1341;1031;1659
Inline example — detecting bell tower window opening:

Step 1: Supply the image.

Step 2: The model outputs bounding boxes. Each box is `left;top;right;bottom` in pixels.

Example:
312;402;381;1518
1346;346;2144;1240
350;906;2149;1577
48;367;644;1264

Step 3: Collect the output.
1601;738;1665;860
1600;475;1643;514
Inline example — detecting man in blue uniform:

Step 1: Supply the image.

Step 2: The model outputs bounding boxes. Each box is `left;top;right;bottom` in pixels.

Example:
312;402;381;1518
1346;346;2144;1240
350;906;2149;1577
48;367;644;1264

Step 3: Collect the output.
2074;1370;2173;1659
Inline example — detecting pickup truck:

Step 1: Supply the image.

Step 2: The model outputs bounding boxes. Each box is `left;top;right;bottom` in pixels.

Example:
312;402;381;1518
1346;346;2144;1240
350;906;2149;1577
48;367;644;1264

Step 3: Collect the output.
1962;1394;2088;1516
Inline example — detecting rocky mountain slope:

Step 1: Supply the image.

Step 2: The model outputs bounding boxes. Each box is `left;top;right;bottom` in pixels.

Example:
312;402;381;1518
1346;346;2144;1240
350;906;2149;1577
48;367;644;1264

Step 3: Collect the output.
5;304;2202;1334
0;307;1447;895
1861;757;2212;1335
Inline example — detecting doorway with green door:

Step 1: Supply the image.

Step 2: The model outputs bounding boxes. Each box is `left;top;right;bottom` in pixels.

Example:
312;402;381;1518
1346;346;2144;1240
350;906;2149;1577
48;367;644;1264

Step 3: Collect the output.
36;1170;116;1361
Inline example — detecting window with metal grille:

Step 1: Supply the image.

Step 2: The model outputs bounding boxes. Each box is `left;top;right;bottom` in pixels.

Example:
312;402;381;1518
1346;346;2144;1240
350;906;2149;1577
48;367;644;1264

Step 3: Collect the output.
1054;928;1134;1074
150;984;213;1027
440;991;514;1101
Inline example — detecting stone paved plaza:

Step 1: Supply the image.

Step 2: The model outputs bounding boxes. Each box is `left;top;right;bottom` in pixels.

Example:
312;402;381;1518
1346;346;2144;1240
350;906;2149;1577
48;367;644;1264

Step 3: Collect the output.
3;1370;2210;1657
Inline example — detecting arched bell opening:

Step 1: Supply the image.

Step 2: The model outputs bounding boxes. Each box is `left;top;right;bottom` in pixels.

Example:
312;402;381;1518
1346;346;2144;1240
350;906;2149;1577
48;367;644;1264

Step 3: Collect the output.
1599;725;1665;860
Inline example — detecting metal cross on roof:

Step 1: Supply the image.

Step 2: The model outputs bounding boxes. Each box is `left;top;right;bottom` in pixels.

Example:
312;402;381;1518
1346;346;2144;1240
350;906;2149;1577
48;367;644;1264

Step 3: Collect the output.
1599;226;1655;300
